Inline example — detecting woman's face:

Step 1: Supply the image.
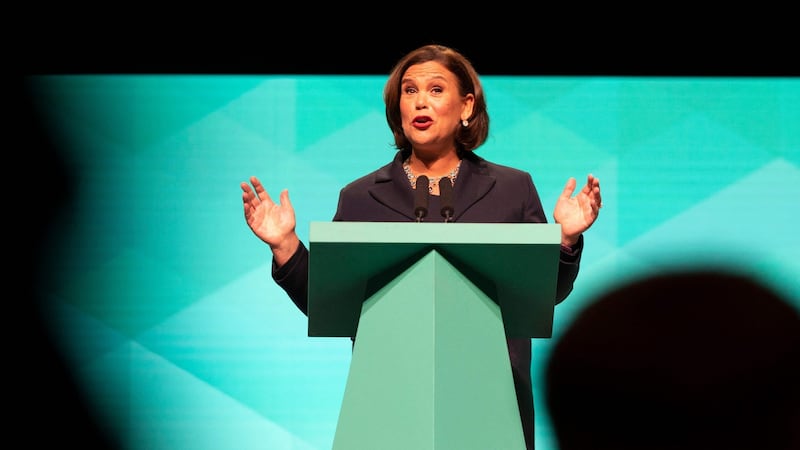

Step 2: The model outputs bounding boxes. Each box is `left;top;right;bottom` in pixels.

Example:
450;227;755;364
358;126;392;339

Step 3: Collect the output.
399;61;474;155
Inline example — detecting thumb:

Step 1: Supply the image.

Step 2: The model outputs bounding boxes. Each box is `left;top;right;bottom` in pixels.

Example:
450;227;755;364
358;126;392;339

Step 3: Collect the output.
561;177;577;199
279;189;292;208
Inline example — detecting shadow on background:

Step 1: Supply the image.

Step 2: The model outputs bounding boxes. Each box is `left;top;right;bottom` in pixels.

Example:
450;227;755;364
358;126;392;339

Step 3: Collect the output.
18;77;121;449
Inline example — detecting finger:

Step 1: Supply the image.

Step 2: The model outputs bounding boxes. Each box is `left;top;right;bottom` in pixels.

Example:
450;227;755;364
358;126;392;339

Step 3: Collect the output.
584;174;597;194
586;174;603;207
241;180;255;195
241;182;258;207
590;176;603;208
242;189;256;221
250;176;276;205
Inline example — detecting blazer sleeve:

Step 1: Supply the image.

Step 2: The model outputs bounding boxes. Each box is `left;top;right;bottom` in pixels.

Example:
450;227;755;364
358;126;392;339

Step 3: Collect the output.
271;240;310;316
520;169;582;305
555;234;583;304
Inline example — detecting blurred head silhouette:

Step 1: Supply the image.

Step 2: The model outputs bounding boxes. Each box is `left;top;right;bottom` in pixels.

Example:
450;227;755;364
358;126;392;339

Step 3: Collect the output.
545;269;800;450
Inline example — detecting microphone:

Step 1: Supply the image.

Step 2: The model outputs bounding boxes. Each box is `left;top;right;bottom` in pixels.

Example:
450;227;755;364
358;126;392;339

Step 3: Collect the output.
439;176;454;222
414;175;430;222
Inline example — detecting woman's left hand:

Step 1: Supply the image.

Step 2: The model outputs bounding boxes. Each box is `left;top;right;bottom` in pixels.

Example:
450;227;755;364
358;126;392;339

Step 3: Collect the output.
553;174;602;246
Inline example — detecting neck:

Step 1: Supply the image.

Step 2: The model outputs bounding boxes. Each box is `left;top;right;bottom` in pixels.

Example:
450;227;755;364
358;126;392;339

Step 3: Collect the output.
403;154;462;196
408;152;461;178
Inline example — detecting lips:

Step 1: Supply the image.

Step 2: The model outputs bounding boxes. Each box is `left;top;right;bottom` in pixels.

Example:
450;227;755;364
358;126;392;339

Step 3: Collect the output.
413;116;432;130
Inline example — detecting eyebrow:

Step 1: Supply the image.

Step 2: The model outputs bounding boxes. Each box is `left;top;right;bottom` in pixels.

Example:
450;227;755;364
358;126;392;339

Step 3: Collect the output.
401;74;449;85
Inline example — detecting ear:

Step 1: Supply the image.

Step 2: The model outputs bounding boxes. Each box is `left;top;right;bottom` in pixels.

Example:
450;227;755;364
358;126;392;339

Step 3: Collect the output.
461;93;475;121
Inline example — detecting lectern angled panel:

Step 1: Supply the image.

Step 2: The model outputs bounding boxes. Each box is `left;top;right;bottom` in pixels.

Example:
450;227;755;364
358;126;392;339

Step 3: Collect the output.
308;222;561;338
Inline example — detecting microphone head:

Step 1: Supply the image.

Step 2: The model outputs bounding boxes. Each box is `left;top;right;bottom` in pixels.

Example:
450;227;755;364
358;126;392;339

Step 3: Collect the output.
416;175;430;193
414;175;430;219
439;177;454;219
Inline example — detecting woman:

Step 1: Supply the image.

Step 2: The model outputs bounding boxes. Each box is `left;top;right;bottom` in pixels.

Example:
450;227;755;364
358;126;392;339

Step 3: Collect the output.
241;44;602;450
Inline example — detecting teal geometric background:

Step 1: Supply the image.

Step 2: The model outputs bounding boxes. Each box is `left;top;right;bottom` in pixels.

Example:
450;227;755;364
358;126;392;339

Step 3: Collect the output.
27;75;800;450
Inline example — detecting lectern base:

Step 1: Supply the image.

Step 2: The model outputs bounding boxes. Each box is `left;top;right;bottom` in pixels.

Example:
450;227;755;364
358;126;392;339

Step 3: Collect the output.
332;250;526;450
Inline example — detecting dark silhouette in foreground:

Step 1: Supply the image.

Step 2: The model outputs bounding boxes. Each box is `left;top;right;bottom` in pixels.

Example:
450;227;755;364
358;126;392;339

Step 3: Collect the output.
546;269;800;450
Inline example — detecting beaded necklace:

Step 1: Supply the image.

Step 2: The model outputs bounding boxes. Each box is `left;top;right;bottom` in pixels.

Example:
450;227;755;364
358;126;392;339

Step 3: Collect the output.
403;158;461;193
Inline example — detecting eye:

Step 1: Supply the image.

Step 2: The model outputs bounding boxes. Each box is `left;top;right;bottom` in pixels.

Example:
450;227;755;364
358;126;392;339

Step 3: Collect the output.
403;86;418;94
431;86;443;94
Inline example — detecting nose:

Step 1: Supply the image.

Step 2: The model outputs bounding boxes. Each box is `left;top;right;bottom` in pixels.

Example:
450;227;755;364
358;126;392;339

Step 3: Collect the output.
415;92;427;109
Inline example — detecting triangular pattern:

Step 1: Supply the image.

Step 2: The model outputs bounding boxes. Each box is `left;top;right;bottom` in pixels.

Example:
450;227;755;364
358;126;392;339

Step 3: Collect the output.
29;75;800;450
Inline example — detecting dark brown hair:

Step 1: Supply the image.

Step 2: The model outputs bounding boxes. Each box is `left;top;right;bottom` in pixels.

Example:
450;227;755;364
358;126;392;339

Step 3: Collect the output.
383;44;489;154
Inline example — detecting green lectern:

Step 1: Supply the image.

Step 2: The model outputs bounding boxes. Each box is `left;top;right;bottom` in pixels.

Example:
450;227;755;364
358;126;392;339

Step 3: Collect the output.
308;222;561;450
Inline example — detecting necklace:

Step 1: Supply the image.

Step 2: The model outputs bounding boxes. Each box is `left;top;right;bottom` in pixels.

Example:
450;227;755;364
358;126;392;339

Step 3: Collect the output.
403;158;461;193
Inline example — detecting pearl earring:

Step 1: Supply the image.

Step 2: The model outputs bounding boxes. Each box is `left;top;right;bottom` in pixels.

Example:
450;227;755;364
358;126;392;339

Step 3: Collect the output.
462;119;469;127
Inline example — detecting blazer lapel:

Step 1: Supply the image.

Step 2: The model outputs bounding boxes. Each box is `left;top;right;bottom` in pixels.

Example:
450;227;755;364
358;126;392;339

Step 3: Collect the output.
368;152;417;221
453;156;495;220
364;151;496;222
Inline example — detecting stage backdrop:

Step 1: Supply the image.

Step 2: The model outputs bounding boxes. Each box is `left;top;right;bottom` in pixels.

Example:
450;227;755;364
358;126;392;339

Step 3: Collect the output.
29;75;800;450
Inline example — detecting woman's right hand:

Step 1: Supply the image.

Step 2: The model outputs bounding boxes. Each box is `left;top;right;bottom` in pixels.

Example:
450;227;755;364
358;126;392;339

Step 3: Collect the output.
241;176;300;267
